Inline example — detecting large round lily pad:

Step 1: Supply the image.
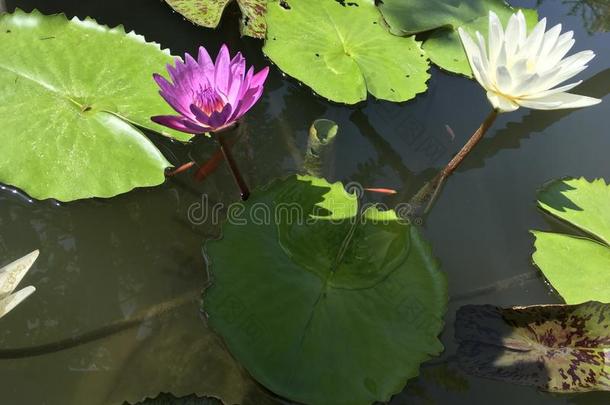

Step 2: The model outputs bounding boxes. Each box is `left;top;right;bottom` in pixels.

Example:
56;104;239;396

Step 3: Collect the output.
263;0;430;104
0;10;189;201
377;0;537;76
203;175;447;405
532;178;610;304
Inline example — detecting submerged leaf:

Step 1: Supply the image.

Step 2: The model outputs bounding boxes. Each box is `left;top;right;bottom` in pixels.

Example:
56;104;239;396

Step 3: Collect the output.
203;175;447;405
456;302;610;392
263;0;430;104
164;0;267;38
532;178;610;304
0;10;188;201
377;0;537;76
303;119;338;178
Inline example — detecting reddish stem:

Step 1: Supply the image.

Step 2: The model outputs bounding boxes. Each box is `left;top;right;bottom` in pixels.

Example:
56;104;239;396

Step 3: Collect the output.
166;161;196;177
216;133;250;201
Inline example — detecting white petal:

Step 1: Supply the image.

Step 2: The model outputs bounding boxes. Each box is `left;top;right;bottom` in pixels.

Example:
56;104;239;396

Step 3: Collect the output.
475;31;490;66
495;42;508;70
459;28;489;88
505;13;521;57
496;66;513;91
458;27;482;62
487;91;519;112
559;50;596;71
0;286;36;319
0;250;38;297
520;80;583;99
538;24;562;60
488;11;505;66
510;58;529;79
518;92;601;110
516;10;527;47
530;51;594;92
541;34;575;71
521;17;547;61
512;72;542;96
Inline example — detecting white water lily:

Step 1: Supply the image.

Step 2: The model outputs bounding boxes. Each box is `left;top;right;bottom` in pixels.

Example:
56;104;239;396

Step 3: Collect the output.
458;10;602;112
0;250;38;319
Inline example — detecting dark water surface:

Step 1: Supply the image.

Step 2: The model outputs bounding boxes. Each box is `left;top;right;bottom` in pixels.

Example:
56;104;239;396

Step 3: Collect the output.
0;0;609;404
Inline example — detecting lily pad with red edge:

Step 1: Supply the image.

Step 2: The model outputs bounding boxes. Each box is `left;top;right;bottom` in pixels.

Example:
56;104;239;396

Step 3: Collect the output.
164;0;267;38
455;302;610;392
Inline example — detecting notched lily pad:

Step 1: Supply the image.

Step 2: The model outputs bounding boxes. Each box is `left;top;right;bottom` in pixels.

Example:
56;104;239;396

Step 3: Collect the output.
377;0;537;76
0;10;190;201
263;0;430;104
165;0;267;38
532;178;610;304
203;175;447;405
456;302;610;392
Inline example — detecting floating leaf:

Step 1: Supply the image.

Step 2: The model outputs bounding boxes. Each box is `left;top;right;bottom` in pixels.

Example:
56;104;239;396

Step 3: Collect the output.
203;175;447;405
532;178;610;304
456;302;610;392
0;10;188;201
377;0;537;76
165;0;267;38
263;0;430;104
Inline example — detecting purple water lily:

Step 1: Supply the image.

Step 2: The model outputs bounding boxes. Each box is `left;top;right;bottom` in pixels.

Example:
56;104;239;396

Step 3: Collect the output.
152;44;269;133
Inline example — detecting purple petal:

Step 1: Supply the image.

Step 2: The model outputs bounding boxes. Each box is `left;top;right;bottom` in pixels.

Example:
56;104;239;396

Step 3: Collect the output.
158;90;193;118
236;66;255;101
151;115;207;134
229;86;263;122
190;104;213;127
189;103;232;130
226;53;246;104
185;52;198;68
208;103;234;130
182;119;212;134
153;73;175;93
166;62;182;84
250;66;270;89
214;44;231;96
198;46;213;67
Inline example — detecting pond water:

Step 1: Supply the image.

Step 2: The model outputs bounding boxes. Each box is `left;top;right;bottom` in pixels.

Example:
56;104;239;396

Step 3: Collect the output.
0;0;609;404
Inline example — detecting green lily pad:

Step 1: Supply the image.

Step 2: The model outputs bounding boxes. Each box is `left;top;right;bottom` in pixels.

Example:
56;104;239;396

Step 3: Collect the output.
456;302;610;392
165;0;267;38
377;0;537;76
263;0;430;104
203;175;447;405
532;178;610;304
0;10;189;201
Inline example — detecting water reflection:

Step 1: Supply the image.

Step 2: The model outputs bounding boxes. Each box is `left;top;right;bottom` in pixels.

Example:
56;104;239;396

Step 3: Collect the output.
537;0;610;33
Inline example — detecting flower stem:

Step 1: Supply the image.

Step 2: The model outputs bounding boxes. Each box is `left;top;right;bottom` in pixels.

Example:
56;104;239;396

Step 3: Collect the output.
166;161;196;177
408;109;499;216
216;132;250;201
441;109;499;178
